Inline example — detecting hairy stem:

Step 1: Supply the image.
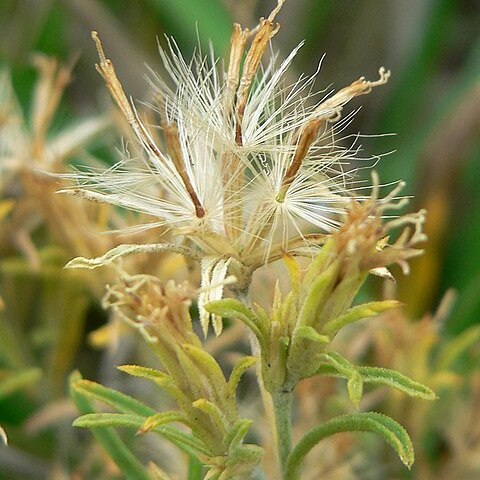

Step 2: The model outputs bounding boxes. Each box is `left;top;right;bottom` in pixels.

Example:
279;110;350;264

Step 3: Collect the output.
272;390;293;478
235;287;281;478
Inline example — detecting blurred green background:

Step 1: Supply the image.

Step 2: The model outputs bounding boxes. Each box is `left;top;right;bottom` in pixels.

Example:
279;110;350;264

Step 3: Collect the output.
0;0;479;478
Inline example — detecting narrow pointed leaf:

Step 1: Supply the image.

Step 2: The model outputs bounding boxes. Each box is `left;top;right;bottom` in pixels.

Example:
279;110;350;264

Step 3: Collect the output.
139;411;191;434
228;356;256;397
285;412;414;479
224;444;263;472
301;238;336;289
74;412;147;429
318;352;363;406
118;365;169;382
69;372;151;480
299;261;339;327
137;412;190;434
295;326;330;345
73;379;155;416
316;355;436;400
358;367;437;400
206;299;265;343
181;344;228;406
182;344;226;385
73;413;208;454
323;300;401;335
224;419;253;451
73;409;210;456
118;365;190;406
320;351;357;375
283;253;301;293
192;398;228;432
253;304;271;337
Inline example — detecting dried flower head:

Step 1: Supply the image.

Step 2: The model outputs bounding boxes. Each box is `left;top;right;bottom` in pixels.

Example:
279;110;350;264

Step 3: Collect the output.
334;172;427;277
62;1;391;332
103;272;197;346
208;177;427;389
102;271;262;479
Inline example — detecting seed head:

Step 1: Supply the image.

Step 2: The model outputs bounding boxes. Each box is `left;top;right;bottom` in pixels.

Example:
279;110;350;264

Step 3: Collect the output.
62;1;391;332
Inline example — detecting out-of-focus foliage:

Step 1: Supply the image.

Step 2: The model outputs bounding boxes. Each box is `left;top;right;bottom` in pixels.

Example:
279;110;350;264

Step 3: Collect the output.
0;0;479;479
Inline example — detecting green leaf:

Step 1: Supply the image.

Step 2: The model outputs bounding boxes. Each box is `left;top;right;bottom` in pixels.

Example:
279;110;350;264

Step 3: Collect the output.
358;367;437;401
206;299;265;344
301;238;336;289
318;352;356;376
295;326;330;345
69;372;151;480
182;344;227;391
224;419;254;452
192;398;228;433
316;354;436;400
224;444;264;474
285;412;414;479
319;352;363;406
323;300;401;335
71;373;211;466
118;365;190;407
73;411;206;455
73;410;210;457
253;304;271;337
228;356;256;398
73;379;155;416
139;412;191;434
73;412;147;429
298;261;339;327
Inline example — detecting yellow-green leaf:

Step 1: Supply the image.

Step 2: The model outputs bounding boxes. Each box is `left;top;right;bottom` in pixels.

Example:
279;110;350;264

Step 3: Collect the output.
323;300;401;335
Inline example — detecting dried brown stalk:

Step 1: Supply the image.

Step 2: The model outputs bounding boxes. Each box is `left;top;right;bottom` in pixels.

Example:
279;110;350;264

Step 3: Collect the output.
163;122;205;218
